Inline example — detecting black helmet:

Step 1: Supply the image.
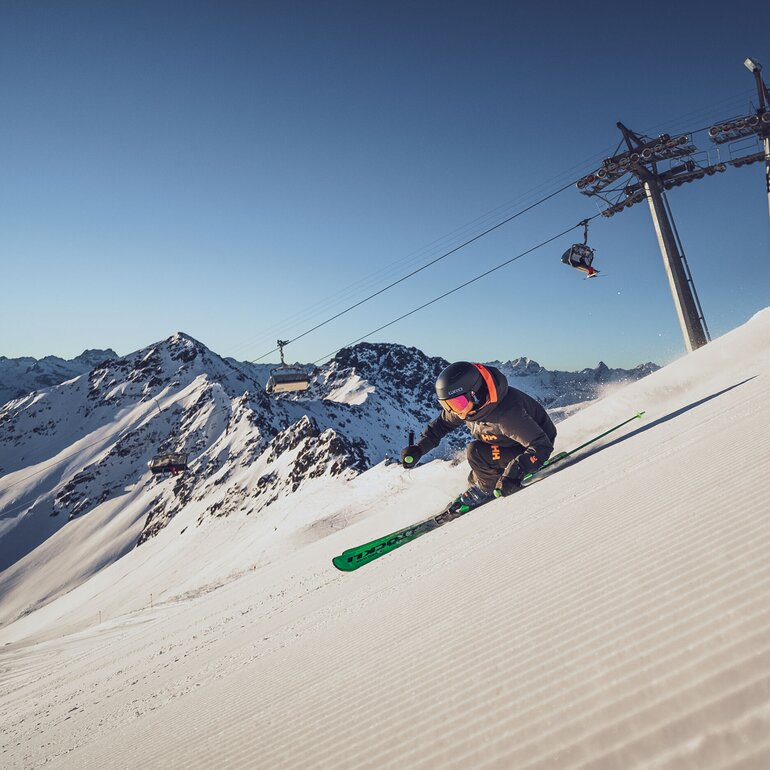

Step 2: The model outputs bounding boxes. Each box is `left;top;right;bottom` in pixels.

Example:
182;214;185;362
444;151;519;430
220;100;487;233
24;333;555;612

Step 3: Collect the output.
435;361;488;414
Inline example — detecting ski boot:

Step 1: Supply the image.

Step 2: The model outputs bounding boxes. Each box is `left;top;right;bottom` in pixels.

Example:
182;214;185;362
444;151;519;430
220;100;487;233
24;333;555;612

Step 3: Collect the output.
445;484;496;519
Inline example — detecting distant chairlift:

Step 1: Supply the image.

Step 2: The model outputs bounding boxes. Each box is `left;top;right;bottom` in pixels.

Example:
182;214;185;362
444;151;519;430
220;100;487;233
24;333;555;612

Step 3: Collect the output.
148;452;189;476
562;219;600;278
266;340;311;395
147;399;190;476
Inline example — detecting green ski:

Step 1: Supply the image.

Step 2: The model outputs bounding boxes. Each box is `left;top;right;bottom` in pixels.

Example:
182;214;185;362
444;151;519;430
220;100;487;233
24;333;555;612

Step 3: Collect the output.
332;412;644;572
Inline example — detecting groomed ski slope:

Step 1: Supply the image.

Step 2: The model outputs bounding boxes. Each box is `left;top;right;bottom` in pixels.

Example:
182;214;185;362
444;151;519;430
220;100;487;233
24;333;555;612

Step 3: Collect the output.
2;308;770;769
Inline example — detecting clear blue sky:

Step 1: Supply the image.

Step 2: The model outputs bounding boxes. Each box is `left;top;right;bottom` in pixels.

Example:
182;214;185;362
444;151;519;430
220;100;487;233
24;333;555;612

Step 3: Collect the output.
1;0;768;370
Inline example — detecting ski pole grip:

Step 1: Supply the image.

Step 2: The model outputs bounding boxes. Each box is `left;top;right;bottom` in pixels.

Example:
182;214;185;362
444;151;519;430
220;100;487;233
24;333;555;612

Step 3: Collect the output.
408;431;414;446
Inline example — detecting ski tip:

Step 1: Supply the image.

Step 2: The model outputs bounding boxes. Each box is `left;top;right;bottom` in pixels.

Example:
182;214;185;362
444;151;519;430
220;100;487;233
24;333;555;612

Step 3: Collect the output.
332;554;358;572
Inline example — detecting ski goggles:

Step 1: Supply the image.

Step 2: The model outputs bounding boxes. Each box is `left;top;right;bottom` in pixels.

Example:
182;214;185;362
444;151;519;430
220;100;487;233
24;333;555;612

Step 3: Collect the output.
439;393;476;414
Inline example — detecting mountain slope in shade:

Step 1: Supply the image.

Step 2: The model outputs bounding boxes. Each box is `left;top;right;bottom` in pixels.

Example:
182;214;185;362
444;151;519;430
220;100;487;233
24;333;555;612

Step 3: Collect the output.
1;334;656;626
0;308;767;769
0;349;118;407
0;336;451;623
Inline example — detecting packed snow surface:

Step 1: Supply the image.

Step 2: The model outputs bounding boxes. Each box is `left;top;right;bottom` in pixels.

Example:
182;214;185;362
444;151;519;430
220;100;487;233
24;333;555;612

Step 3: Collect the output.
1;308;770;768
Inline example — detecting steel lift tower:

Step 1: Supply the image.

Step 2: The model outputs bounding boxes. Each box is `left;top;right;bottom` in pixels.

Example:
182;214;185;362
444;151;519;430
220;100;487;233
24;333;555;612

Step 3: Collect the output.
575;57;770;354
740;58;770;219
576;125;713;352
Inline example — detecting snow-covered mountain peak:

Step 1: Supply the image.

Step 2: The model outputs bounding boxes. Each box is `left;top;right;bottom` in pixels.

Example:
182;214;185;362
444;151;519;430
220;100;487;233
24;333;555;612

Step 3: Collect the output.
497;356;544;375
0;333;665;623
320;342;447;404
327;342;446;385
2;309;770;770
164;331;214;363
71;348;118;367
84;333;262;410
0;348;119;407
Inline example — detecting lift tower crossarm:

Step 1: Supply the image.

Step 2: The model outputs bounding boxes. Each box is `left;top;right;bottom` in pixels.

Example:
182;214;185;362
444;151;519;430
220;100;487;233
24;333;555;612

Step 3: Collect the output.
617;121;646;151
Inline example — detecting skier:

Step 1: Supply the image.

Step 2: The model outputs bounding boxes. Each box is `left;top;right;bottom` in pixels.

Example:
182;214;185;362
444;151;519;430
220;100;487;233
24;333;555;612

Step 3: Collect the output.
401;361;557;510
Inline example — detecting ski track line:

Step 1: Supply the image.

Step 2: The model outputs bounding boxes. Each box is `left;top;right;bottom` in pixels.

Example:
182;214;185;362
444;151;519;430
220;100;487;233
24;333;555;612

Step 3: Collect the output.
429;648;770;768
6;468;756;756
7;432;768;760
170;549;770;769
54;468;770;766
243;520;768;736
4;357;770;769
649;703;770;770
390;390;767;583
175;606;770;770
7;476;768;764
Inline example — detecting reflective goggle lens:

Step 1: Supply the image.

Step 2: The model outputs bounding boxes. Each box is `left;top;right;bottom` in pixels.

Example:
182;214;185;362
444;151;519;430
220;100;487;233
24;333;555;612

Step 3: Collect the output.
440;394;472;414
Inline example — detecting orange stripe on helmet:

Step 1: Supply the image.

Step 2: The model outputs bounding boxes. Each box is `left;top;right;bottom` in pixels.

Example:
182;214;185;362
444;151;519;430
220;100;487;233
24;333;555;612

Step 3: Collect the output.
473;363;498;404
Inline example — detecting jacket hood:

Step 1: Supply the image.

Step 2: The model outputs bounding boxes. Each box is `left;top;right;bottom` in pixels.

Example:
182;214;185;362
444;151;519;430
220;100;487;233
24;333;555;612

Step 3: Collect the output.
466;364;509;422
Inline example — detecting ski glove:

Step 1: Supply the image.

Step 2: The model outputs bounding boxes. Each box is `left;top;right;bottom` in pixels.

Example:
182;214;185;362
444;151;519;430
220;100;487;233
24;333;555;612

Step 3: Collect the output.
505;447;542;480
401;445;422;469
494;475;522;498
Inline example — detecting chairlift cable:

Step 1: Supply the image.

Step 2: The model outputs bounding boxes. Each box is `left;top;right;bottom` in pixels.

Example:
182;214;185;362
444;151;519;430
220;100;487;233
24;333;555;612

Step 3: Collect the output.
247;96;746;365
0;424;137;511
237;95;736;361
5;88;752;504
9;87;752;500
229;150;622;359
312;216;600;365
636;88;755;139
250;180;577;363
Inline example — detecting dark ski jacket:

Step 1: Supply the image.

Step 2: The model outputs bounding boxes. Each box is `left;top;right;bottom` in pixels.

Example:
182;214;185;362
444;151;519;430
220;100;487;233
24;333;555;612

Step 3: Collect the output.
416;364;557;472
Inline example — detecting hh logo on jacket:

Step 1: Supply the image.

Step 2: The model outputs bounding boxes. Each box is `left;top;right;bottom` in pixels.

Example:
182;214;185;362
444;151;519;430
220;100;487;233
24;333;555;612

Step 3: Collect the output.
481;434;499;442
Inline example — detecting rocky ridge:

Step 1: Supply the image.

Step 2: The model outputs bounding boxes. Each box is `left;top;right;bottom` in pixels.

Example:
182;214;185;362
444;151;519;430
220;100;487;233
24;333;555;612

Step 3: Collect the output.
0;334;657;580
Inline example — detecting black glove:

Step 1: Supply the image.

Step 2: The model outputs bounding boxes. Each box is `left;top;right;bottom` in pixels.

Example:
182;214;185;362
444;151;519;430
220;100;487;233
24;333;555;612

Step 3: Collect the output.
495;448;542;497
401;445;422;469
508;448;543;479
494;474;522;498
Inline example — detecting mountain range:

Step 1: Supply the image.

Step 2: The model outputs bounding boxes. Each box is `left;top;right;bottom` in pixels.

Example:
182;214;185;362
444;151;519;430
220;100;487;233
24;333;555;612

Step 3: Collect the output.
0;349;119;407
2;309;768;769
0;334;656;624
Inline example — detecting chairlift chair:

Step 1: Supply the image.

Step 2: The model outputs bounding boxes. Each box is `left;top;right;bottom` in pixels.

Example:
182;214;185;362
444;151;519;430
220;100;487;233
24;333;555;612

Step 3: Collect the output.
266;340;311;394
148;452;189;475
562;220;600;278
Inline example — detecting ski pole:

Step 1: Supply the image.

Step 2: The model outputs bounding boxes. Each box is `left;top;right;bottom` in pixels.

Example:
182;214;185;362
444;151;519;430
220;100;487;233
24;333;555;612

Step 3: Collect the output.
522;411;645;483
403;431;416;465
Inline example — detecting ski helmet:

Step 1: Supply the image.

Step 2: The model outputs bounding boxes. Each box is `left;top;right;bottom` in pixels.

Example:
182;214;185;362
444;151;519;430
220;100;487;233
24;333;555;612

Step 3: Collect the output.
435;361;488;414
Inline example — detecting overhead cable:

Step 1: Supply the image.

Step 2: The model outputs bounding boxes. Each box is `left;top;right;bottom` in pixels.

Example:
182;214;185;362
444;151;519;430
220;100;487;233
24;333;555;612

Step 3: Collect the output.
313;216;599;364
250;180;577;363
